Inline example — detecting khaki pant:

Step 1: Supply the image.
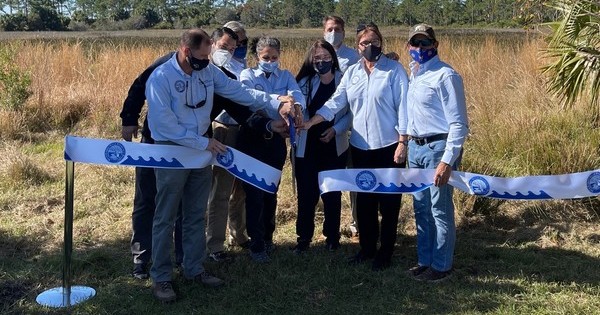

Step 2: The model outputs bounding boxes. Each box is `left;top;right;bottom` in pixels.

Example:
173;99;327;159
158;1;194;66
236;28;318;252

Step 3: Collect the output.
206;122;248;253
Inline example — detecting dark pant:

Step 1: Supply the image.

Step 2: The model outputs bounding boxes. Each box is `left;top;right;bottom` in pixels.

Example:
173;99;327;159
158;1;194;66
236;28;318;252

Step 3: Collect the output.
238;131;286;253
350;144;404;261
295;140;347;246
130;137;183;266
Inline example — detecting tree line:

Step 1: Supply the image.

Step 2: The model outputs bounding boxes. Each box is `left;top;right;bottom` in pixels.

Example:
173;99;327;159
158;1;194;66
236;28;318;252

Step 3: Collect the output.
0;0;559;31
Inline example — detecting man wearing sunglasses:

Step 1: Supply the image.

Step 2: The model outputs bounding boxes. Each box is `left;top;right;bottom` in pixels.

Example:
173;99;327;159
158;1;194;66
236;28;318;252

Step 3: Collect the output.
144;28;297;302
404;24;469;283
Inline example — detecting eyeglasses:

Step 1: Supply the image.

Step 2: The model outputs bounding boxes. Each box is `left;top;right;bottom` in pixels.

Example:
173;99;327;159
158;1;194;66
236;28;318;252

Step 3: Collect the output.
358;40;381;48
185;79;207;109
409;38;434;47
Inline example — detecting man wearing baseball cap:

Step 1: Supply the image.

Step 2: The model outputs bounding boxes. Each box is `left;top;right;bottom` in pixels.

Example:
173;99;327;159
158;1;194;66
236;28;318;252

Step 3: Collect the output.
404;24;469;282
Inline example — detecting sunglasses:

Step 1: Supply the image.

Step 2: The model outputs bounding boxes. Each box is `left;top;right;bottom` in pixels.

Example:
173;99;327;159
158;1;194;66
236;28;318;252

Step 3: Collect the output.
185;79;207;109
409;38;434;47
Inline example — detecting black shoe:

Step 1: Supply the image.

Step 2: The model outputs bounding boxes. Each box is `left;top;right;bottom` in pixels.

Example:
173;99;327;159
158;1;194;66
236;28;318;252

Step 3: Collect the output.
132;263;149;280
415;268;452;282
208;251;233;263
152;281;176;303
325;241;340;252
347;251;374;265
265;241;276;254
371;257;391;271
407;265;429;278
238;240;251;250
290;242;309;255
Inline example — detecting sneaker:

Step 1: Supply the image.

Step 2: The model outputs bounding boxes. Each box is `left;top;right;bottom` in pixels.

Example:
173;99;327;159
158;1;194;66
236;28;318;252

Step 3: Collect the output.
290;243;309;255
407;265;429;278
132;263;148;280
265;241;276;254
152;281;176;303
250;250;271;263
190;271;225;288
347;251;374;265
415;268;452;283
208;251;233;263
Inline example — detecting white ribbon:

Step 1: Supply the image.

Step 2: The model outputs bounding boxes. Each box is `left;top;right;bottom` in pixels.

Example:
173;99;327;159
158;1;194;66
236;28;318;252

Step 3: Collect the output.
64;136;281;194
318;168;600;200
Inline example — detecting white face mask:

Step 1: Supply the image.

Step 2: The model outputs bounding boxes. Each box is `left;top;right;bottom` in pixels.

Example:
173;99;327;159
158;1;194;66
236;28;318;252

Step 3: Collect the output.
324;31;344;47
211;48;232;67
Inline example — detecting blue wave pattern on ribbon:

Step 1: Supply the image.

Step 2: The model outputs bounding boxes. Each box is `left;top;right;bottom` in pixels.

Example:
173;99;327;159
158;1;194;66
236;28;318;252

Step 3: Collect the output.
373;182;431;193
121;156;184;168
488;190;552;200
228;164;277;193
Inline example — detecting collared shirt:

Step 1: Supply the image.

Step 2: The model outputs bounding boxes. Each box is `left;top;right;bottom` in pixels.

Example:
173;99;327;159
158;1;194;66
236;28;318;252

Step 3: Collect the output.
295;71;350;157
240;66;306;120
317;55;409;150
146;53;281;150
336;44;360;73
407;55;469;165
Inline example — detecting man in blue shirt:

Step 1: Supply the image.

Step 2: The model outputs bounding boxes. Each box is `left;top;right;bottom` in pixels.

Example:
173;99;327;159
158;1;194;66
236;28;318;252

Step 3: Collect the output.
405;24;469;282
322;15;360;74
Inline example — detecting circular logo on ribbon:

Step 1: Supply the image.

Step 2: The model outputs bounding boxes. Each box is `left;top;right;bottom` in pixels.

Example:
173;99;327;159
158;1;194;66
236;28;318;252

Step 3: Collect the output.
105;142;126;163
587;171;600;193
216;147;234;167
469;176;490;195
175;80;185;93
355;170;377;191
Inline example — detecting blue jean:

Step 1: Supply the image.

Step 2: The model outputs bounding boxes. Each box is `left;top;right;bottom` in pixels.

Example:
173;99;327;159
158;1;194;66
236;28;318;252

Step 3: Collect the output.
150;161;212;282
408;139;461;272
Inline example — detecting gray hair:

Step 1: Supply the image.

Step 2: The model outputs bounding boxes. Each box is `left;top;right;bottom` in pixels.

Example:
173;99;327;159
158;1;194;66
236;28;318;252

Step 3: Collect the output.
223;21;246;37
255;36;280;55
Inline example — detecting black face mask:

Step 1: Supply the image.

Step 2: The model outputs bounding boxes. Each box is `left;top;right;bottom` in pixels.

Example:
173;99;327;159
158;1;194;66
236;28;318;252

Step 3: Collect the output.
314;60;333;75
362;45;382;62
187;54;210;71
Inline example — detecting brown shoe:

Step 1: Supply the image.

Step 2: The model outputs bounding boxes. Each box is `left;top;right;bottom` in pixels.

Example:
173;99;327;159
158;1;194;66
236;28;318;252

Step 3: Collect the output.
189;271;224;288
152;281;176;303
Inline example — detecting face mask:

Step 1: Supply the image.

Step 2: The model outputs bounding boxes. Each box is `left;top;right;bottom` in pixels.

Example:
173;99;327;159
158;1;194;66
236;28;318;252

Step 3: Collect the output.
324;31;344;47
258;60;279;73
233;46;247;60
212;48;232;67
314;60;333;75
361;44;382;62
409;47;438;64
187;54;209;71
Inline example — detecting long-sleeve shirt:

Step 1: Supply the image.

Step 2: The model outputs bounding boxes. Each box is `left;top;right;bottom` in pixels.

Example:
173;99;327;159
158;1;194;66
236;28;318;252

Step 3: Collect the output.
336;44;360;73
407;55;469;165
295;71;350;157
240;66;306;120
317;55;409;150
146;53;281;150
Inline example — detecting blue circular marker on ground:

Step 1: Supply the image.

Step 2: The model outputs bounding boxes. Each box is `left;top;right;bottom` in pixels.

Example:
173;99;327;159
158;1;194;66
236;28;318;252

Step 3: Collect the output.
216;147;234;167
469;176;490;195
105;142;126;163
355;170;377;191
587;171;600;193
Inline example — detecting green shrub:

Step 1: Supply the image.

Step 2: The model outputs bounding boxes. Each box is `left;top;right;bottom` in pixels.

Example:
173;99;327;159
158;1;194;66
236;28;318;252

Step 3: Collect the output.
0;44;32;111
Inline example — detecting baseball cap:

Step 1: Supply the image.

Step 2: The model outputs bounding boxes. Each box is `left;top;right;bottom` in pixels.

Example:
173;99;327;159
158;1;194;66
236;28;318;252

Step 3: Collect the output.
409;24;436;41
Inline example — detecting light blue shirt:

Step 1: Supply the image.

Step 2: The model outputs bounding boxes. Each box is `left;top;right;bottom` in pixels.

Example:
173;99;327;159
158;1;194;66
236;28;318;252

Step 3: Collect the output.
317;55;409;150
407;55;469;165
295;71;350;158
240;66;306;120
336;43;360;73
146;53;281;150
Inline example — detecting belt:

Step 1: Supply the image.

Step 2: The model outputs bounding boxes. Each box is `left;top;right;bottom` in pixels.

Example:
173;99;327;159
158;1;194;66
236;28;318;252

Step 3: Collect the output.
410;133;448;146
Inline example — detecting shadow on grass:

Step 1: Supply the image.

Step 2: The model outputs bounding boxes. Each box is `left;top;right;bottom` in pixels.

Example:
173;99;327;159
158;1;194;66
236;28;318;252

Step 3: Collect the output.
2;216;599;314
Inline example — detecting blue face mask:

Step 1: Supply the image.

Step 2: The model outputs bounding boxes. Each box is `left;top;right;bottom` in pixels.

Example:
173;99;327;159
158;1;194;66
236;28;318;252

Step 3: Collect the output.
258;60;279;73
233;46;247;60
409;47;438;64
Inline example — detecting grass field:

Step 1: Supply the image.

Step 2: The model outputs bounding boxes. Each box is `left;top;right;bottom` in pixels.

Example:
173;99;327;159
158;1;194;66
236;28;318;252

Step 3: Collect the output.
0;28;599;314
